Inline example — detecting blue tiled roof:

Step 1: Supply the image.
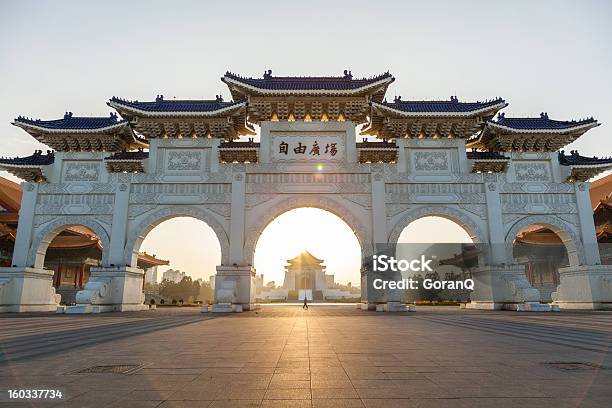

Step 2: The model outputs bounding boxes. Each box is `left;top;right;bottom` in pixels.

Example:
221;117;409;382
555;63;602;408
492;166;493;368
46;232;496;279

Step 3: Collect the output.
381;96;505;113
491;112;597;130
558;151;612;166
223;70;394;91
109;95;244;112
0;150;55;166
14;112;125;130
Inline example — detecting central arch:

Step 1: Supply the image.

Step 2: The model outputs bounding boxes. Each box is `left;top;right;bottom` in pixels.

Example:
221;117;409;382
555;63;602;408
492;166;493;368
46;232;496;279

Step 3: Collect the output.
245;195;373;266
123;205;230;267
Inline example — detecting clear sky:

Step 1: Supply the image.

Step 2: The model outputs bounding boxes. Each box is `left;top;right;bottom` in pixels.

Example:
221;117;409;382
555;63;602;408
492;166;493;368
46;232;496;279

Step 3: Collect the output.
1;1;611;282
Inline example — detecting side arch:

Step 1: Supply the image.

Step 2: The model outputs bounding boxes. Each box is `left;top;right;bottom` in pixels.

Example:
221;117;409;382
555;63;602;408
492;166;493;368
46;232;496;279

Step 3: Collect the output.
388;205;487;245
29;217;111;269
244;195;374;265
505;214;583;267
123;205;230;267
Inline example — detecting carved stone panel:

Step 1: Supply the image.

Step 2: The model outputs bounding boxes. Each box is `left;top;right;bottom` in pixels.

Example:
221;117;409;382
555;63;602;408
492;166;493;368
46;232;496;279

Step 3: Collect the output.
63;162;101;182
413;151;450;172
165;150;203;171
514;162;551;182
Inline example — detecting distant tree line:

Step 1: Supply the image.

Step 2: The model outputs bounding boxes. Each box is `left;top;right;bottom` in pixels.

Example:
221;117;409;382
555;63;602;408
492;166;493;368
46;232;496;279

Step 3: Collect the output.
158;276;214;304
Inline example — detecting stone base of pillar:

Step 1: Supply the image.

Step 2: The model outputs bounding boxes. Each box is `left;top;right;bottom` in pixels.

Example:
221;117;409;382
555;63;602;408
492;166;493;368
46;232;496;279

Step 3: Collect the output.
464;301;503;310
0;267;60;313
360;302;377;311
68;266;147;314
213;265;255;312
552;265;612;310
467;264;548;310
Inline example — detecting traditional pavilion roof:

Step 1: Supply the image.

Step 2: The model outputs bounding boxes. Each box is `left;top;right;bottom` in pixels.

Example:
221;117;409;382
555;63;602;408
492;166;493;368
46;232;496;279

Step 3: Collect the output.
223;70;394;124
467;112;600;151
223;70;394;99
138;251;170;268
108;95;254;139
466;150;510;173
363;96;507;139
0;176;21;217
590;174;612;208
0;150;55;182
218;139;260;163
285;251;325;270
104;149;148;173
373;96;506;116
356;139;399;163
13;112;146;152
558;150;612;181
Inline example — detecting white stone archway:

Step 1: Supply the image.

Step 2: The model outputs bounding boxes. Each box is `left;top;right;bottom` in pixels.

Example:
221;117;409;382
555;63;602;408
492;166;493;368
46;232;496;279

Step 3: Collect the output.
29;217;111;269
504;214;584;267
388;205;487;246
123;205;230;268
245;195;374;267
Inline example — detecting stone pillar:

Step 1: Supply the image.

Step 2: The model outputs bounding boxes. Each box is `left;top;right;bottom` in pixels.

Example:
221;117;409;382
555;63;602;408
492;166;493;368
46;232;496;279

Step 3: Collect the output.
0;267;60;312
229;172;246;265
0;183;61;312
467;264;545;310
12;182;38;267
552;265;612;310
574;182;601;265
108;182;130;266
483;180;507;266
212;171;255;312
213;265;256;312
68;266;147;313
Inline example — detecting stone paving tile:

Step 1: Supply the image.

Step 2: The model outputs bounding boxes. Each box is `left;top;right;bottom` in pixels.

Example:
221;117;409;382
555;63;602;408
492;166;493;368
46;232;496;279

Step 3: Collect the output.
311;388;360;399
312;399;365;408
265;388;312;400
261;400;313;408
1;306;612;407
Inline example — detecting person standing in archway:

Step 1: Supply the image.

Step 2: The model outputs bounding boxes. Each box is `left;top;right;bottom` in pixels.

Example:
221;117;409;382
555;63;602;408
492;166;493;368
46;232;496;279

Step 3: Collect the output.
302;296;308;310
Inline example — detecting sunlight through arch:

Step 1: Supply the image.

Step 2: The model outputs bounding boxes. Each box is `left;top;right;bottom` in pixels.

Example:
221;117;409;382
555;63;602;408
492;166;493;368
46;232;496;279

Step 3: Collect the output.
254;208;361;287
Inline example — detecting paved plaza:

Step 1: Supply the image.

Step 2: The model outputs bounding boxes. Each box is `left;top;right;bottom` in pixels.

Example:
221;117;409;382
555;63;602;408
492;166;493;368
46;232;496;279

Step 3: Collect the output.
1;305;611;407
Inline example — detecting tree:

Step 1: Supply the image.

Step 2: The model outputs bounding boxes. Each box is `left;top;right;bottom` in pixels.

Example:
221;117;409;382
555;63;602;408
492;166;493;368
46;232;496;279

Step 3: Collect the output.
159;276;202;303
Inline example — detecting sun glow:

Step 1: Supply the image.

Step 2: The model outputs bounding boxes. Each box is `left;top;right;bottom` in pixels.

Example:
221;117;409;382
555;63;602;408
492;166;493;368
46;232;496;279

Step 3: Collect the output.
254;208;361;286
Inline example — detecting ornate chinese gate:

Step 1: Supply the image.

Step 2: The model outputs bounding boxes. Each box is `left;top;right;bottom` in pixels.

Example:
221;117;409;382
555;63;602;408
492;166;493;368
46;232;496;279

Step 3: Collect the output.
1;70;611;312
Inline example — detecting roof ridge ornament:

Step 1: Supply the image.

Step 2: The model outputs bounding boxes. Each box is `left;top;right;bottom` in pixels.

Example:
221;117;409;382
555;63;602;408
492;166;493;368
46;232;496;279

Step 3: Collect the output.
540;112;549;119
156;94;164;102
343;70;353;80
64;112;73;119
450;95;458;103
394;95;402;103
215;95;224;102
263;69;272;79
